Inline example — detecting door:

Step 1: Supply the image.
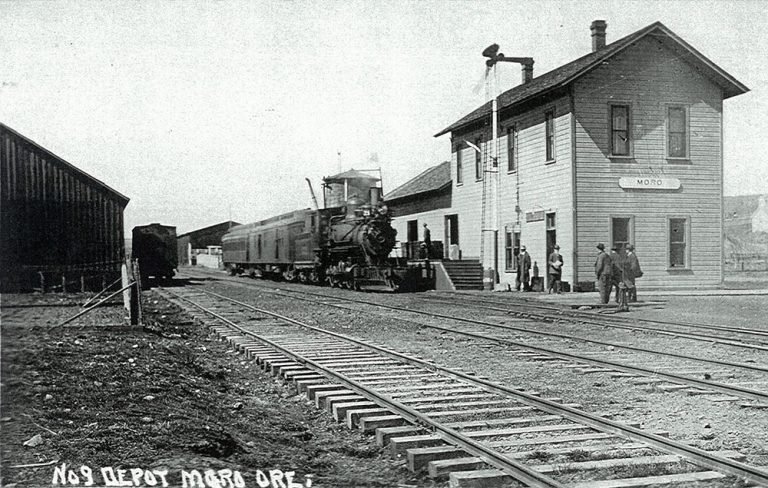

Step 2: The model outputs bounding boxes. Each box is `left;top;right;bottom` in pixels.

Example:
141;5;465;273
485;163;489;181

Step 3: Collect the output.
546;212;556;289
445;215;459;259
611;217;631;253
406;220;418;259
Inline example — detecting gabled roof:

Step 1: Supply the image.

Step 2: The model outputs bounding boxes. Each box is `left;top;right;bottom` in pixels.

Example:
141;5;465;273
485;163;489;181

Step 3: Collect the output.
435;21;748;137
384;161;451;201
0;122;130;204
323;168;380;183
177;220;241;238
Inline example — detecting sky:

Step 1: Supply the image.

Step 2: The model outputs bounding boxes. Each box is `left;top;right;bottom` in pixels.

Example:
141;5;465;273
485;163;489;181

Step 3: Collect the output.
1;0;766;234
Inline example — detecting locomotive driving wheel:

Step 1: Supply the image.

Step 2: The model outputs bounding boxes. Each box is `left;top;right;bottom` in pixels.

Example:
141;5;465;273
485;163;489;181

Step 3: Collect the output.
283;267;297;282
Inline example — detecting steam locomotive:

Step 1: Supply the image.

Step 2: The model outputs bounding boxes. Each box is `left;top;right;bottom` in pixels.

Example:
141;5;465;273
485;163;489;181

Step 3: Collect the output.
221;169;433;291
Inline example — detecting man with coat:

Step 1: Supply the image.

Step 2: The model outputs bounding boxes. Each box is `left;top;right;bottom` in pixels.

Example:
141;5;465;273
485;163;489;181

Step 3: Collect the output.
516;245;532;291
625;244;643;302
548;244;563;294
609;246;623;303
594;243;612;304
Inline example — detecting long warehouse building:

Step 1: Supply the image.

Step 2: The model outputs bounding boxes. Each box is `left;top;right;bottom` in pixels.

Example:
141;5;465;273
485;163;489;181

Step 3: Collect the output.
0;123;130;292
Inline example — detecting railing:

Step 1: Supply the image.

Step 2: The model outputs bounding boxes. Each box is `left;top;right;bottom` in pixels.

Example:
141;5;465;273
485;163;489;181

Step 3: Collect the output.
402;240;444;260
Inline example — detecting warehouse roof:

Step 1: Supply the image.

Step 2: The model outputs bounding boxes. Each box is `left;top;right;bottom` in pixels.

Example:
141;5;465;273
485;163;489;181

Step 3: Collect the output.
385;161;451;202
177;221;241;239
435;21;748;137
0;122;130;204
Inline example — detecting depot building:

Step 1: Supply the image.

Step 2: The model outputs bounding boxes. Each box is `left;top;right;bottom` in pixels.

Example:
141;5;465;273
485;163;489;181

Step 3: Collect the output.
434;20;748;291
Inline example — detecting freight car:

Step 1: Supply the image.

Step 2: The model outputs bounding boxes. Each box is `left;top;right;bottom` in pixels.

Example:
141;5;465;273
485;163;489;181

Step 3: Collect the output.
222;170;433;291
132;224;177;286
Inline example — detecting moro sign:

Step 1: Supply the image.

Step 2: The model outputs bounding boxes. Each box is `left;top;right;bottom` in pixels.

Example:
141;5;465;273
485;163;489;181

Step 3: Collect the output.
619;177;681;190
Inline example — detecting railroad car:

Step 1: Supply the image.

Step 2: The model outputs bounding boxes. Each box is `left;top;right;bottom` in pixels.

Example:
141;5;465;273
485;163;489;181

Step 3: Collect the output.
132;223;177;286
222;170;433;291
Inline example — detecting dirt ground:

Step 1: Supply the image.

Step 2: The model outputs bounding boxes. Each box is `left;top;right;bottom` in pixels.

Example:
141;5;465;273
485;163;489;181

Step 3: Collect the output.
4;273;768;488
0;292;435;488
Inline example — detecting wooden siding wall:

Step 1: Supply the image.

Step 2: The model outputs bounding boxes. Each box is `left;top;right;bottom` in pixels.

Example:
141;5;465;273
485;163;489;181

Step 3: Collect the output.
0;127;127;290
573;36;724;289
451;94;575;286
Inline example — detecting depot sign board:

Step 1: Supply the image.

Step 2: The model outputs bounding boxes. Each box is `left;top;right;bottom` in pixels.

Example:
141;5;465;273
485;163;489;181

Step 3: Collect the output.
619;177;681;190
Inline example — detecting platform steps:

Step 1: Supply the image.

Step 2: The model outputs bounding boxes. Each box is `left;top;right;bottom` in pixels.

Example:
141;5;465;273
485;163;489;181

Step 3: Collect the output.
441;260;483;290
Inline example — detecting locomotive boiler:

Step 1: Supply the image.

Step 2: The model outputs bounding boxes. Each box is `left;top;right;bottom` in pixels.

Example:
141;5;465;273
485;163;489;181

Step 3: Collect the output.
221;169;432;291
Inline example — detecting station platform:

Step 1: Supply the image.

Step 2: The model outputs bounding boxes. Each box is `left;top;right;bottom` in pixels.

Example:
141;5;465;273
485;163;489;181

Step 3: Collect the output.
473;285;768;311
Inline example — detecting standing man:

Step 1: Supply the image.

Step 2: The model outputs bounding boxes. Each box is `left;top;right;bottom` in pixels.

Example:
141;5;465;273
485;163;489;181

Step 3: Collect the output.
609;246;623;303
625;244;643;302
516;245;531;291
421;223;431;259
594;243;612;304
548;244;563;294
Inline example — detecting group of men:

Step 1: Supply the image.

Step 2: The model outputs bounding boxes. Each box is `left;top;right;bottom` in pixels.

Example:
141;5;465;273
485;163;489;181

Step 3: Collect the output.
595;243;643;311
515;244;564;294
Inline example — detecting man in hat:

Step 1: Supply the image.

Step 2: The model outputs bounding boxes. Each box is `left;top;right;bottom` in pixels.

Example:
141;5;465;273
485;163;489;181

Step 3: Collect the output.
420;223;432;259
625;244;642;302
548;244;563;294
516;245;531;291
609;246;623;303
594;243;612;304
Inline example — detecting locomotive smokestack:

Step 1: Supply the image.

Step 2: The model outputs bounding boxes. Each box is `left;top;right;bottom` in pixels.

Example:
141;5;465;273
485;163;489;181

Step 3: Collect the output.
370;187;381;207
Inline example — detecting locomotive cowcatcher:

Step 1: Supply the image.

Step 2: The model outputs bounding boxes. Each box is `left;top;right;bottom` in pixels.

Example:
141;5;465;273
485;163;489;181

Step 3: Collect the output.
221;169;434;291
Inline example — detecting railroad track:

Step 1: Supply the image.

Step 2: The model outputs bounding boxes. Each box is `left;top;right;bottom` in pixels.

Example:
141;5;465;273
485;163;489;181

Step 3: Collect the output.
423;292;768;349
179;271;768;406
158;285;768;488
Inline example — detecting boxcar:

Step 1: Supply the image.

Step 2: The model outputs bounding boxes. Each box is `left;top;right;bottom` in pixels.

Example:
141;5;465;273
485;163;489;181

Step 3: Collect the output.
132;224;177;285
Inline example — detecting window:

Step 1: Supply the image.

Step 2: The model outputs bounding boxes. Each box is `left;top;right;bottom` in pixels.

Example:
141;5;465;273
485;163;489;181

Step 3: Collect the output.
505;229;520;271
668;106;688;158
507;125;518;172
610;105;630;156
257;235;262;258
669;217;688;268
456;143;463;185
275;231;280;259
611;217;631;252
545;110;555;161
475;135;483;180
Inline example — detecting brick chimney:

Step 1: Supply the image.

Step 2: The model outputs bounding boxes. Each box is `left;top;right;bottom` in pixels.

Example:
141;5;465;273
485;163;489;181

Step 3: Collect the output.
591;20;607;52
522;60;534;84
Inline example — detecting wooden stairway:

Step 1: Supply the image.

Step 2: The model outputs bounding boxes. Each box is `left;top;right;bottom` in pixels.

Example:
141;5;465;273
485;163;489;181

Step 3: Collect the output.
441;260;484;290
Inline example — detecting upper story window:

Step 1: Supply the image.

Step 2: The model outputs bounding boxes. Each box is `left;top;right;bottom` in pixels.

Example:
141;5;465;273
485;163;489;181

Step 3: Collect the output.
475;135;483;180
667;106;688;159
507;125;518;172
610;105;630;156
455;143;463;185
545;110;555;162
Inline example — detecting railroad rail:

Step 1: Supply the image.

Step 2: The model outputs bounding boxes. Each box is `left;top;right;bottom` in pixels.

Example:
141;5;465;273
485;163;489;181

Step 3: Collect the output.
158;286;768;487
424;292;768;348
182;272;768;405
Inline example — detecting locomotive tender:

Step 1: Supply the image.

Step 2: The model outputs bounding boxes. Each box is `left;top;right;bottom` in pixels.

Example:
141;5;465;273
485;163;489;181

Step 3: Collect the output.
221;169;433;291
